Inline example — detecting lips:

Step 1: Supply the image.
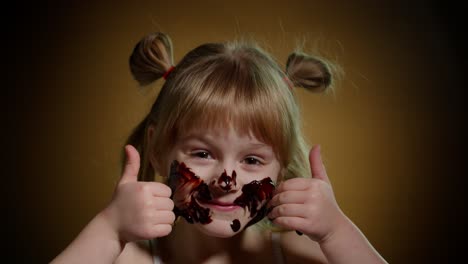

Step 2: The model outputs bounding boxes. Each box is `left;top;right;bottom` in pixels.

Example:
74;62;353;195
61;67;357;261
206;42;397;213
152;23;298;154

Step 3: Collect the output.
203;200;241;212
209;200;235;206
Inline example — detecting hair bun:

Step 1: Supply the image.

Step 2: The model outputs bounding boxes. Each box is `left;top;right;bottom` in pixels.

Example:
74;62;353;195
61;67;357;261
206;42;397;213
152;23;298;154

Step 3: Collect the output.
285;52;332;92
129;32;174;86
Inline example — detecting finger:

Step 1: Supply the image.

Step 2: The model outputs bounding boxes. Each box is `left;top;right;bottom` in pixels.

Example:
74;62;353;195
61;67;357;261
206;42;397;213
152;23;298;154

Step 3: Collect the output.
153;197;174;211
120;145;140;184
268;204;307;219
309;145;330;184
153;211;176;225
268;190;308;207
275;178;312;193
271;216;308;231
146;182;172;197
150;224;173;238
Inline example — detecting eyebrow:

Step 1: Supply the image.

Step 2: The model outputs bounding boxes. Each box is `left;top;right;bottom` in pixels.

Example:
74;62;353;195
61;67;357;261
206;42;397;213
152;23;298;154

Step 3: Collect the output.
178;134;212;144
179;133;270;149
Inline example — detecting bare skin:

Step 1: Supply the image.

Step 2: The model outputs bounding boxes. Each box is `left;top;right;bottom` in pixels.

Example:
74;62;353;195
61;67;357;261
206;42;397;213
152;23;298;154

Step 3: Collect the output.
51;129;387;264
116;223;328;264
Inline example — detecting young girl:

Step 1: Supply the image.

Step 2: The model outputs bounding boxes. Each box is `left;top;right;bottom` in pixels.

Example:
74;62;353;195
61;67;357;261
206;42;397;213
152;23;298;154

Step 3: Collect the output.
51;32;387;264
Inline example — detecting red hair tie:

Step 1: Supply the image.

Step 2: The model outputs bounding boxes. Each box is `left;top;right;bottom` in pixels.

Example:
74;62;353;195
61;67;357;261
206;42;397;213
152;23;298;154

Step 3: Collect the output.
163;66;175;80
284;76;294;89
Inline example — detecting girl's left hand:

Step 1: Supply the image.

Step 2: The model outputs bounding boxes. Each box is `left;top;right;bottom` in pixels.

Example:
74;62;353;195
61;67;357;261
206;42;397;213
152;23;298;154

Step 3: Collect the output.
267;145;347;243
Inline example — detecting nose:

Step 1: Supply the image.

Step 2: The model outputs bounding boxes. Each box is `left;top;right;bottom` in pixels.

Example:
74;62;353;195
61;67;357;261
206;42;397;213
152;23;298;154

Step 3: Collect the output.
209;169;238;194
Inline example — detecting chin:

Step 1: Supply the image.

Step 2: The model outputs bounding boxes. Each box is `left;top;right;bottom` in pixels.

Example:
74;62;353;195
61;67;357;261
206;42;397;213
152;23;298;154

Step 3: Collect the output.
194;218;245;238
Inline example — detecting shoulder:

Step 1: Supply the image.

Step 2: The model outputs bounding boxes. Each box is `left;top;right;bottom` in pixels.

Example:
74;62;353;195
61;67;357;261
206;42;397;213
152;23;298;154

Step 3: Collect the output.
279;231;328;264
114;240;154;264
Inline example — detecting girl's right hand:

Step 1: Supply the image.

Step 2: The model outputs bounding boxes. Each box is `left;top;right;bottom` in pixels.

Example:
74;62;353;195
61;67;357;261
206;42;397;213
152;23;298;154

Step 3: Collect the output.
102;145;175;244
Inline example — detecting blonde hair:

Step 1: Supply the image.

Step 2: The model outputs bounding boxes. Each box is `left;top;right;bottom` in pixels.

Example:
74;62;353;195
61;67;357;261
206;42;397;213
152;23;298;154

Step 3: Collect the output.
126;33;335;186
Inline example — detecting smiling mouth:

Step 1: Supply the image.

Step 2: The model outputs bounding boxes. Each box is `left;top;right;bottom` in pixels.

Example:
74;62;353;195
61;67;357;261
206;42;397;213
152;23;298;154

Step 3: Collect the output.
201;200;241;212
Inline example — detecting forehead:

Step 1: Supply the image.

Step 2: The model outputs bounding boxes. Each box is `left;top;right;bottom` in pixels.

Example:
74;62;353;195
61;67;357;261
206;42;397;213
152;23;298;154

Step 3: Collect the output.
178;124;265;145
176;106;264;139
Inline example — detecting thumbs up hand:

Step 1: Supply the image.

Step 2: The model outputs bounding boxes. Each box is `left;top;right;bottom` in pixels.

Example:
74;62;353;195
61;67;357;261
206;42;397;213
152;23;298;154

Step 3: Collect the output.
267;145;347;243
103;145;175;244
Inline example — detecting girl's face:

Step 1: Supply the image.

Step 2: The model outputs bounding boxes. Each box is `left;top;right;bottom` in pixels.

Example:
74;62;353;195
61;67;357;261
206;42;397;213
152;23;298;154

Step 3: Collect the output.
166;125;281;238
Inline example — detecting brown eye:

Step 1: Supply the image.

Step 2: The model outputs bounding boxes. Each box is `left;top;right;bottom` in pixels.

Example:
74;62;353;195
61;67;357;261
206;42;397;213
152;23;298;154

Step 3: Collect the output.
192;151;211;159
244;157;261;165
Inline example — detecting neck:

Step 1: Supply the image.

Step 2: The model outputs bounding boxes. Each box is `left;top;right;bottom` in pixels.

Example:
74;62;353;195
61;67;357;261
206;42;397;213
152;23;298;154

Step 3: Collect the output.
158;219;269;262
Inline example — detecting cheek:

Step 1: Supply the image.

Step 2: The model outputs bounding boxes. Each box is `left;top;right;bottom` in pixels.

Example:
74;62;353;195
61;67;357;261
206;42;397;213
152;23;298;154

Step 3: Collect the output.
261;163;281;184
169;161;213;225
173;158;215;181
162;150;182;177
270;167;281;182
232;176;275;229
187;166;213;179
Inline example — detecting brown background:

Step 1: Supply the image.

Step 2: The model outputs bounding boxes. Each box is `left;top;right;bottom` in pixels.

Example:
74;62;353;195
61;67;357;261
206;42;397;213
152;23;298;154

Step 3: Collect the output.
7;0;464;263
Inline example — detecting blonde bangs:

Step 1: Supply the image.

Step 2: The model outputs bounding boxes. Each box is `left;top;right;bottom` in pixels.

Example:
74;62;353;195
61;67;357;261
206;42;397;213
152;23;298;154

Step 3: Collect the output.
172;57;291;165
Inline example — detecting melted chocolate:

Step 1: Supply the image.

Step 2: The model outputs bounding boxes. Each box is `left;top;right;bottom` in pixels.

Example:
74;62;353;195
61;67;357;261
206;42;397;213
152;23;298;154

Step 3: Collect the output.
168;161;275;231
215;170;237;191
234;177;275;227
231;219;240;232
169;161;212;224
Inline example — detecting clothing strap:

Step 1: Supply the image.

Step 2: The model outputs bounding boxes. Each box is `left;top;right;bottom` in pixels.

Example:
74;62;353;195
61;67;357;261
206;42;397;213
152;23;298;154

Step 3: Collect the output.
271;232;286;264
149;232;285;264
149;239;162;264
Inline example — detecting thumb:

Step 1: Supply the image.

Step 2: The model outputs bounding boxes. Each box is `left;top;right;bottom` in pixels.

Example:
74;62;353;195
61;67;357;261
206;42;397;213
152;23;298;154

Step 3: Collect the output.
120;145;140;184
309;145;331;185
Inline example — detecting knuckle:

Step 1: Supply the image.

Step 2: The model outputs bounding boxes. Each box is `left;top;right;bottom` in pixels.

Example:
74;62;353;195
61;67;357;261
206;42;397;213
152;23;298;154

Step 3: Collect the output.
278;205;286;215
309;180;320;189
278;193;287;204
308;189;320;200
163;184;172;196
154;225;172;237
168;199;175;210
154;183;171;197
304;205;315;217
157;197;172;210
141;184;151;193
145;199;153;207
308;182;325;197
268;207;276;219
169;212;176;223
144;210;154;220
277;217;291;227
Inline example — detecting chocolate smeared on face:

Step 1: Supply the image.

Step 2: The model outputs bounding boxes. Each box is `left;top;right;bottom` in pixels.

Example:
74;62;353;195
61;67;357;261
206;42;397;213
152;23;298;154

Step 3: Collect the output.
168;161;212;224
233;177;275;228
231;219;240;232
168;161;275;231
214;170;237;192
